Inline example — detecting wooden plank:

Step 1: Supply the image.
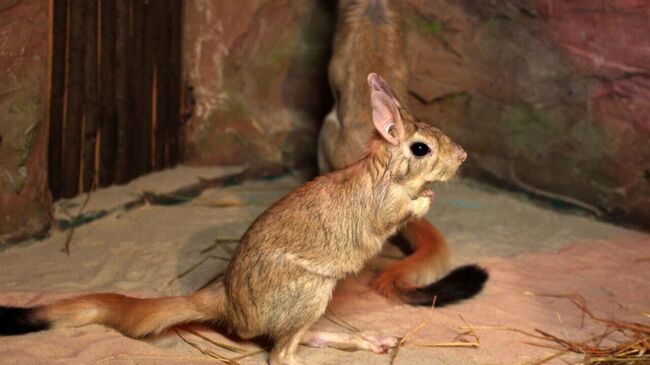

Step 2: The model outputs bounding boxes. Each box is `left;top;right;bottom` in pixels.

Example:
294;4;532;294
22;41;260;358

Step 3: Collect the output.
48;0;67;200
99;0;116;187
166;0;182;166
154;0;170;170
62;0;86;198
141;0;156;171
130;0;149;176
82;0;99;191
114;0;129;183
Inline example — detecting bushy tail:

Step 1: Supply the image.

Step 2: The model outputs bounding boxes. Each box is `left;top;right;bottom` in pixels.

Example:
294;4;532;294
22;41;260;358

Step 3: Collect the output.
0;284;226;337
397;264;488;307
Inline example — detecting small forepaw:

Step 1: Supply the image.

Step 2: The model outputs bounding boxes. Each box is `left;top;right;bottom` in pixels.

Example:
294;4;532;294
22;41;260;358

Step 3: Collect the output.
410;196;431;218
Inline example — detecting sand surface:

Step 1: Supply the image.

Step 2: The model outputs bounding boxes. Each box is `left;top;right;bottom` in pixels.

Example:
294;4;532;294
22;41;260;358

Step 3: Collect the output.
0;167;648;365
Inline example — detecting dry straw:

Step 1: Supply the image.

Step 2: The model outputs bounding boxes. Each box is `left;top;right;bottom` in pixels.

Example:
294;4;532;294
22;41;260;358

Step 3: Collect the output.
469;292;650;365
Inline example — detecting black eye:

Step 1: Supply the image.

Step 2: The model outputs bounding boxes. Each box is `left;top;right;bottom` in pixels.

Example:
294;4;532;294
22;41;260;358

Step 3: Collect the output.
410;142;430;157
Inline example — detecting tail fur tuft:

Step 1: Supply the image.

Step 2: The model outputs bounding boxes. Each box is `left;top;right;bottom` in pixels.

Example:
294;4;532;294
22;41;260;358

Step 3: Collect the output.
0;306;49;335
399;265;489;307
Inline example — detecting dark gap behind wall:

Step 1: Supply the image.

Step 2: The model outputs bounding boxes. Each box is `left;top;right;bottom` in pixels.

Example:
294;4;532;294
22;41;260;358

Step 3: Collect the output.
48;0;184;200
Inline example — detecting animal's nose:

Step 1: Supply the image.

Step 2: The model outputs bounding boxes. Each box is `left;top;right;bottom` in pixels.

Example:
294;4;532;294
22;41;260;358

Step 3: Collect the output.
456;146;467;163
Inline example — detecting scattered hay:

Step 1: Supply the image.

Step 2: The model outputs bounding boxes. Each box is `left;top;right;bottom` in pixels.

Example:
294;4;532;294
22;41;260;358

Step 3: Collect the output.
175;329;238;364
474;292;650;365
167;254;230;285
390;320;427;365
166;237;237;286
175;329;267;365
411;315;480;349
181;328;247;353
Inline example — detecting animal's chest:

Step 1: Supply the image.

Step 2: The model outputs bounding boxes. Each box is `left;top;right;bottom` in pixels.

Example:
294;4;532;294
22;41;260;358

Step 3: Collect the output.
342;233;386;274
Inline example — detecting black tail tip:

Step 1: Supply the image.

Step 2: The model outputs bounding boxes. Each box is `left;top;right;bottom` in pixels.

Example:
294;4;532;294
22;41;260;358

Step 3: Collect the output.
401;264;489;307
0;306;50;336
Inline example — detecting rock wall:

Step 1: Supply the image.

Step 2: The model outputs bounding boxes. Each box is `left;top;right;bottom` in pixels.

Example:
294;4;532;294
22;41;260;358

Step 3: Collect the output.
2;0;648;243
182;0;335;176
0;0;51;242
402;0;649;226
183;0;649;227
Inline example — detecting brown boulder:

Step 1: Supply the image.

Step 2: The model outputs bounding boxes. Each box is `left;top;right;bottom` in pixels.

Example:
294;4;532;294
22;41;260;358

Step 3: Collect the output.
182;0;334;177
404;0;650;227
0;0;51;243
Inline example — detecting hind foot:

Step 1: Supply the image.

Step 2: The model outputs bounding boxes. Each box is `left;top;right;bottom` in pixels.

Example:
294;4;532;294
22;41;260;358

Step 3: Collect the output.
301;331;398;354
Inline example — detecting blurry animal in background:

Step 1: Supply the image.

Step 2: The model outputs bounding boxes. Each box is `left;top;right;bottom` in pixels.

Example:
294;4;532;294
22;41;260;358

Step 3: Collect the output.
318;0;476;303
0;73;486;365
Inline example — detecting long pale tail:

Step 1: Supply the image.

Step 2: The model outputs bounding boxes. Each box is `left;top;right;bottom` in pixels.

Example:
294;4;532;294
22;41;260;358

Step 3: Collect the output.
0;284;226;338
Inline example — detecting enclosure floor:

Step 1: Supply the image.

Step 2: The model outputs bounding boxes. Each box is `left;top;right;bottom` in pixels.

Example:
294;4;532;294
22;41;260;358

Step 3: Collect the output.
0;168;648;365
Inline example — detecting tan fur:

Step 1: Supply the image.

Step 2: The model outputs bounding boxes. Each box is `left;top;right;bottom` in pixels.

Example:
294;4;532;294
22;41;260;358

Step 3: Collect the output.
221;75;464;363
40;285;225;338
25;74;465;365
317;0;451;298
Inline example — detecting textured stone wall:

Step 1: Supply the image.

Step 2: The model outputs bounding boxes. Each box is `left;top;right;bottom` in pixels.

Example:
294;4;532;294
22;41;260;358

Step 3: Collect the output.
183;0;649;227
2;0;648;243
402;0;649;226
0;0;51;242
182;0;335;176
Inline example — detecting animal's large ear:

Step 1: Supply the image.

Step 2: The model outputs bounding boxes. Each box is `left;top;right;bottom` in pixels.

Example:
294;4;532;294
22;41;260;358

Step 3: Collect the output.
368;73;404;145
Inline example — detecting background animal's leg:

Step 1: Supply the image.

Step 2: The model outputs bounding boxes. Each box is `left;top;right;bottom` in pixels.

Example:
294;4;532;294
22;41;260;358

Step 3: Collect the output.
269;326;310;365
373;219;450;298
317;107;340;174
301;331;397;354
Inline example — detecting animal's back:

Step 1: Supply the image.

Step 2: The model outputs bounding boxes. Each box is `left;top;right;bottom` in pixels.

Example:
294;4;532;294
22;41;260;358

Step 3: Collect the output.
319;0;407;172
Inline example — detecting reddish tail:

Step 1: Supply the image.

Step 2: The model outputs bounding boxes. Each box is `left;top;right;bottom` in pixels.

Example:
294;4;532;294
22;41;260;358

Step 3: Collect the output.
374;219;488;306
0;284;225;338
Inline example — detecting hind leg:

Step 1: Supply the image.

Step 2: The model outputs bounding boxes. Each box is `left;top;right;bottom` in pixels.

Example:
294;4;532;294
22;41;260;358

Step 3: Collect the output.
301;331;397;353
269;325;311;365
317;107;339;174
265;276;336;365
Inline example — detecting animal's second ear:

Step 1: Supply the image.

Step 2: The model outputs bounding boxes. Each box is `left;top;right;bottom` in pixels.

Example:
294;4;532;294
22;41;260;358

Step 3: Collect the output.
367;73;402;107
368;73;404;145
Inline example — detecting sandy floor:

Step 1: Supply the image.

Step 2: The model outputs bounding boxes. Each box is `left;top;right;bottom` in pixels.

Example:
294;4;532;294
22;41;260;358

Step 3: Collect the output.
0;167;648;365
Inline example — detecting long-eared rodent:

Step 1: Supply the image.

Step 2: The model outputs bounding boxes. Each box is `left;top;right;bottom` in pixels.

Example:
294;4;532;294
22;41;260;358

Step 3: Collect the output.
0;73;486;365
318;0;477;302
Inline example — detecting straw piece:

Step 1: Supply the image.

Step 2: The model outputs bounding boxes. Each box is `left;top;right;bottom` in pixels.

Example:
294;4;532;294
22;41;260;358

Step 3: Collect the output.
200;238;240;254
167;255;230;285
390;321;427;365
175;330;238;365
514;292;650;364
519;350;570;365
230;348;268;361
411;341;479;348
63;179;96;255
181;328;247;353
324;309;360;333
413;316;480;350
